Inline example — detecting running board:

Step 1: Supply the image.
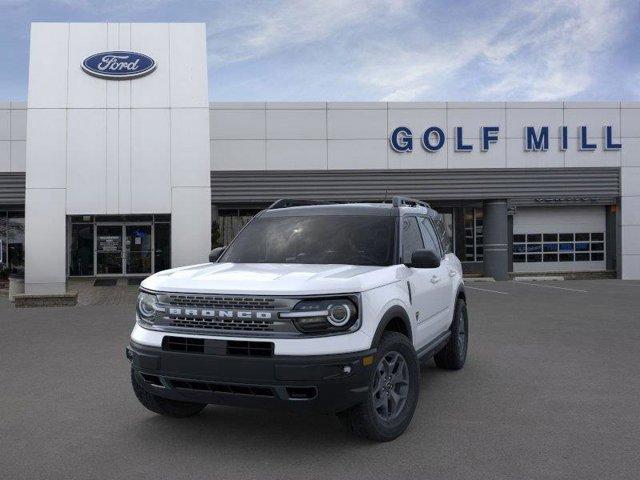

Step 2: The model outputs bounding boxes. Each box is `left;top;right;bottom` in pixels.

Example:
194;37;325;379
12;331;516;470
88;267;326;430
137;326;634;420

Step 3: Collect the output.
416;331;451;361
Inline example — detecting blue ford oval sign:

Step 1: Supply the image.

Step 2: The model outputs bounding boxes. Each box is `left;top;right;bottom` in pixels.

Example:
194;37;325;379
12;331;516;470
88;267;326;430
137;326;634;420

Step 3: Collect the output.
82;51;156;80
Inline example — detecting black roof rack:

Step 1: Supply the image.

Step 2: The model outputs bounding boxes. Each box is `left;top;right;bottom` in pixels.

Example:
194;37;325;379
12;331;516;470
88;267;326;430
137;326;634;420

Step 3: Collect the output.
391;196;431;209
267;199;335;210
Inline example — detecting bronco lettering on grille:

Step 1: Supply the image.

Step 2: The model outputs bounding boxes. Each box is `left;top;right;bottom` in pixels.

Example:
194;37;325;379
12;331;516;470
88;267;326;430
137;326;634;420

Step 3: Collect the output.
167;308;273;320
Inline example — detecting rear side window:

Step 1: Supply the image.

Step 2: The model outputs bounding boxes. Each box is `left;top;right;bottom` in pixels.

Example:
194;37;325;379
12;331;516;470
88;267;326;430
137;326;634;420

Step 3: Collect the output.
418;217;442;257
401;217;424;264
432;214;452;254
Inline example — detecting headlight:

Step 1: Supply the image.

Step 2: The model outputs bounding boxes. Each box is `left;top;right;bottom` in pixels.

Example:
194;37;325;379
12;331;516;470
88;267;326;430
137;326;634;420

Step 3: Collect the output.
136;290;159;325
280;297;360;334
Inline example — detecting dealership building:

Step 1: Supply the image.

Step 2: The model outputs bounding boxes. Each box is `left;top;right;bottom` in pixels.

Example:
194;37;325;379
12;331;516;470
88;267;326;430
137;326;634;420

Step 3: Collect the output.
1;22;640;296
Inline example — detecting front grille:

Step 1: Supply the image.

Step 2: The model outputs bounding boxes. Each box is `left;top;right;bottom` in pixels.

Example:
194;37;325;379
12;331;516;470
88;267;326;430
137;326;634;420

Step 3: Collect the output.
168;316;275;332
169;379;275;397
162;336;205;353
152;293;301;336
166;294;277;310
227;340;274;357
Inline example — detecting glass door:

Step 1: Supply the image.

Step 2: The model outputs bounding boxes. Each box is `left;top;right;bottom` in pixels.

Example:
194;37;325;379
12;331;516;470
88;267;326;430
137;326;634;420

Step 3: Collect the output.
125;225;153;275
96;225;124;275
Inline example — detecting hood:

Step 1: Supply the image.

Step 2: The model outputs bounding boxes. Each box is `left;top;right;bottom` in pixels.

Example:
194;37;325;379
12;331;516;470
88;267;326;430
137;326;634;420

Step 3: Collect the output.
141;263;399;295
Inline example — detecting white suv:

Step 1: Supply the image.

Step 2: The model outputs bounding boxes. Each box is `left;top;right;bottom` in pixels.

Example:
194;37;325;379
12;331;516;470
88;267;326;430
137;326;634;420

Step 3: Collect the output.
127;197;468;441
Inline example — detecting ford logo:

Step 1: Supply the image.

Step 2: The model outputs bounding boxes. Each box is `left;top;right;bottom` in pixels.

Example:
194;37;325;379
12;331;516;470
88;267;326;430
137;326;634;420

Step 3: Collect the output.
82;51;156;80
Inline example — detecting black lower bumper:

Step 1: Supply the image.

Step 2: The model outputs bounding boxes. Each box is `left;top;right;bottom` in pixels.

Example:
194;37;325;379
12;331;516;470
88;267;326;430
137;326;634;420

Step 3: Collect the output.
127;341;376;414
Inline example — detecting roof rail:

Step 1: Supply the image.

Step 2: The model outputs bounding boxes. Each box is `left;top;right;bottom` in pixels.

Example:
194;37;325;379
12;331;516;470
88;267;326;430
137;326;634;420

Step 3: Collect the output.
391;196;431;209
267;199;334;210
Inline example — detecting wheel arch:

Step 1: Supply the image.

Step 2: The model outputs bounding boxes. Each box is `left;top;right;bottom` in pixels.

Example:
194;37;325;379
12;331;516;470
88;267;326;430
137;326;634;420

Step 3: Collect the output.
456;283;466;302
370;305;413;348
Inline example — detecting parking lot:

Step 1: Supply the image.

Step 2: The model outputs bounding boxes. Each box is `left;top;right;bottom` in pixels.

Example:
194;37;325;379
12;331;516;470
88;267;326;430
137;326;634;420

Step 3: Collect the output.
1;279;640;480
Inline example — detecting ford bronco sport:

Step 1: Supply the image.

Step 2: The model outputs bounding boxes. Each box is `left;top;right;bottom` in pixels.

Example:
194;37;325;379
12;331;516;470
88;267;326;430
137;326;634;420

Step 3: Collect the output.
127;197;468;441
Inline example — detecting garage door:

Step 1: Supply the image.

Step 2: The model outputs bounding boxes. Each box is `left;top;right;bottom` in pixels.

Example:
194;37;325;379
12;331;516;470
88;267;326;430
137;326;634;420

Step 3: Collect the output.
513;206;606;273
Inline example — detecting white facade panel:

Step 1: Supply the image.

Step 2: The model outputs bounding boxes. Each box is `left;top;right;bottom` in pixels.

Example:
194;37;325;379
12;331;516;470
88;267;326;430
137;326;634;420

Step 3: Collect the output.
117;109;132;213
25;109;67;189
0;141;9;171
621;166;640;196
0;109;9;140
67;23;108;109
130;23;171;108
564;107;621;138
328;140;387;170
210;109;265;140
117;23;132;109
66;109;107;214
211;140;265;170
447;107;506;139
105;108;119;213
266;109;326;139
621;138;640;166
24;188;66;294
266;140;327;170
169;23;209;108
506;138;564;168
446;138;506;169
506;108;563;138
130;108;171;213
386;108;447;140
621;108;640;138
10;141;26;172
621;195;640;226
171;186;211;267
621;254;640;279
27;23;68;108
388;144;445;169
171;108;211;187
621;225;640;255
10;109;27;141
106;23;119;108
564;144;620;168
327;109;387;139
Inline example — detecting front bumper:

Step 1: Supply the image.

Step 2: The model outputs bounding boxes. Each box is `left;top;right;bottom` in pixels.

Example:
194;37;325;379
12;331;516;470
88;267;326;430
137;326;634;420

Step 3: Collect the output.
127;340;376;414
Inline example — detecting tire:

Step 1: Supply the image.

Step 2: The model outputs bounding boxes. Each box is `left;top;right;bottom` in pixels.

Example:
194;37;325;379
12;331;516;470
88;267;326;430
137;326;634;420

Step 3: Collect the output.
130;369;206;418
338;332;419;442
434;299;468;370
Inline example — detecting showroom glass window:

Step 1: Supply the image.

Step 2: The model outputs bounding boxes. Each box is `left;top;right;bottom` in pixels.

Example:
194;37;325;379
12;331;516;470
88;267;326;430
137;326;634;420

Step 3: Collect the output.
513;232;605;263
2;211;25;275
463;208;483;262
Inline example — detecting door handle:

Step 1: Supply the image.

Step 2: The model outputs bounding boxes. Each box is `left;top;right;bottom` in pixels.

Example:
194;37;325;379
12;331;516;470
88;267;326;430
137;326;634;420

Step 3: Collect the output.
430;275;440;284
449;270;457;277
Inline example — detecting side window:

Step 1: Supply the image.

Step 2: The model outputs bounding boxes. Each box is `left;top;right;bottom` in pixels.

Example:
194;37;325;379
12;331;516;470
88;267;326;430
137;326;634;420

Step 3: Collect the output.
401;217;424;264
433;214;453;254
419;217;442;257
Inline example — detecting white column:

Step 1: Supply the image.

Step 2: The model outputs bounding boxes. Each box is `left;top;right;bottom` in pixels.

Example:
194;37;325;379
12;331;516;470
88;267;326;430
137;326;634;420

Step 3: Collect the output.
621;104;640;279
25;189;66;294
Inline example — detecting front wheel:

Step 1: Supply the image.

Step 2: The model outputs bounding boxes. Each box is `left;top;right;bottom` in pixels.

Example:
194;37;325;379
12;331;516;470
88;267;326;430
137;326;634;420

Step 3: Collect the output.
338;332;419;442
131;369;206;418
434;299;468;370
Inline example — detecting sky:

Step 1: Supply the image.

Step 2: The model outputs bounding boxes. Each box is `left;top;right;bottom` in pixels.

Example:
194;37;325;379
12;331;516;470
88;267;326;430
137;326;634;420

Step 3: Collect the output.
1;0;639;102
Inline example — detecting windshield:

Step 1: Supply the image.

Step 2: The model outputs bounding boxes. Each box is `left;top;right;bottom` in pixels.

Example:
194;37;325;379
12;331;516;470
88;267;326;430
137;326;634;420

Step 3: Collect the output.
220;215;397;266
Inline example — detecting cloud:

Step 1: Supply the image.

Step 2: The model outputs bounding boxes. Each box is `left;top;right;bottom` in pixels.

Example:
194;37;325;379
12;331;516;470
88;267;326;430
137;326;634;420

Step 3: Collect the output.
357;0;629;101
207;0;633;101
207;0;413;66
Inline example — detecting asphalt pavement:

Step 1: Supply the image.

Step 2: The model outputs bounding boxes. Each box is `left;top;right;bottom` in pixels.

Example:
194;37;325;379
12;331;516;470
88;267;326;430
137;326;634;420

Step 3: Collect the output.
1;279;639;480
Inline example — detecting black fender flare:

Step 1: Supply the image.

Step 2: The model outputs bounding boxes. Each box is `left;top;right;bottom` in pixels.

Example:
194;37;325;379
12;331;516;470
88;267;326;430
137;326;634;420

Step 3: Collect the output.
370;305;413;348
456;283;466;302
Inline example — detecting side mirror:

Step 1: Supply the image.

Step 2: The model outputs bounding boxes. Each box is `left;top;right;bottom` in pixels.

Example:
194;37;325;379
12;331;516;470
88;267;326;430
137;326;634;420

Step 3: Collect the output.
209;246;226;263
407;249;441;269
